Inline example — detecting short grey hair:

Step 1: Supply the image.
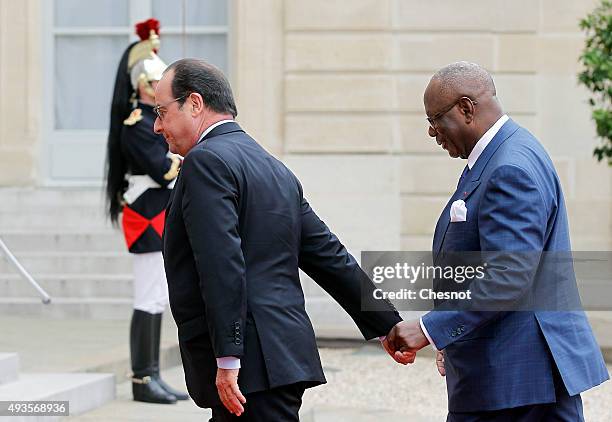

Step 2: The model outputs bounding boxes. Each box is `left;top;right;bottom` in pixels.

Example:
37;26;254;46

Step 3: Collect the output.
432;61;496;99
166;58;237;118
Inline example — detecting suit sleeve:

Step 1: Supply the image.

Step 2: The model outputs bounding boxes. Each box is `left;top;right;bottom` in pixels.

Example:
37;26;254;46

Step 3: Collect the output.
122;123;175;186
298;188;402;340
422;164;548;350
181;148;246;358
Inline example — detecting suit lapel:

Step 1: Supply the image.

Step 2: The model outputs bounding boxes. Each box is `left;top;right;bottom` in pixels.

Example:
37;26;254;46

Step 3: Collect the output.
433;119;520;260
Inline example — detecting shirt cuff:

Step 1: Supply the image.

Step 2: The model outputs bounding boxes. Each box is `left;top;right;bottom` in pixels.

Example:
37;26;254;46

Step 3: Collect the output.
419;317;438;351
216;356;241;369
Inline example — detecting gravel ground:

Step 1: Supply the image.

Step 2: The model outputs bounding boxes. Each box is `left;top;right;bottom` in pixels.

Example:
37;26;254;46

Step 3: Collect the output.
68;344;612;421
304;345;612;421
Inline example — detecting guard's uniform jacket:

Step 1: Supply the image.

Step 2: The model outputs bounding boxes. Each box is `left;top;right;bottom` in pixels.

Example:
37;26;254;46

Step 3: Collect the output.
120;102;179;253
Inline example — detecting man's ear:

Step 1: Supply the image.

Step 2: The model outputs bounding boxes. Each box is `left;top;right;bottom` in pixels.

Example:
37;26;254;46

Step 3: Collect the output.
458;97;475;124
189;92;205;116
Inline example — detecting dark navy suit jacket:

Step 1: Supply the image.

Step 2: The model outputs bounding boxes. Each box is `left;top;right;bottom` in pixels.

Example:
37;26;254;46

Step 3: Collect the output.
422;118;608;412
163;122;401;408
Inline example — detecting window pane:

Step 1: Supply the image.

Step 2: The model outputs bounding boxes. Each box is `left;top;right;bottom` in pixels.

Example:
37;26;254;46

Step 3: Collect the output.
55;0;128;27
159;35;227;73
55;36;129;130
152;0;227;26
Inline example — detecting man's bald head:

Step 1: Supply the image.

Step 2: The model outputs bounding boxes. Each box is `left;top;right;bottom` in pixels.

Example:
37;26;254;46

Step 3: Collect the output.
431;61;496;101
423;61;504;159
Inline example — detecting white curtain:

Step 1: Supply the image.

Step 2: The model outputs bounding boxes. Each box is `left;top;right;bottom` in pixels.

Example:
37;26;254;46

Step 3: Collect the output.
161;35;227;71
54;0;128;27
55;36;128;130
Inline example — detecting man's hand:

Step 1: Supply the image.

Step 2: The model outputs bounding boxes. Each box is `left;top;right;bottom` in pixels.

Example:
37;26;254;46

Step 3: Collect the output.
435;350;445;376
382;335;416;365
216;368;246;416
382;320;429;364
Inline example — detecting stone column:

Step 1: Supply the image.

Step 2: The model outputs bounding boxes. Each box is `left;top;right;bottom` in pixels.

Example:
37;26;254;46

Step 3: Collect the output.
0;0;41;186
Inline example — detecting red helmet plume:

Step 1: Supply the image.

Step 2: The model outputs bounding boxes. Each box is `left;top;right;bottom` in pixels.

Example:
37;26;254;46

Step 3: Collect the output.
135;18;160;41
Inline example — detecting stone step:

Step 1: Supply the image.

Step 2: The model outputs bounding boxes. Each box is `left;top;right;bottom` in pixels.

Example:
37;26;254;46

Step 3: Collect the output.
0;353;19;385
0;372;115;421
0;252;132;274
0;232;124;252
0;210;113;230
0;297;133;320
0;188;103;209
0;203;105;214
0;296;351;323
0;274;132;298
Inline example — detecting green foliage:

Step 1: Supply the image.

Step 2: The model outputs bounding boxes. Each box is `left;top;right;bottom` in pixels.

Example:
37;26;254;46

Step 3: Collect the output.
578;0;612;165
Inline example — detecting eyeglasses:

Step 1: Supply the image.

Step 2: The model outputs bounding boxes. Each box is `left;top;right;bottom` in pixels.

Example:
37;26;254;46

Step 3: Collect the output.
153;95;187;120
426;96;478;130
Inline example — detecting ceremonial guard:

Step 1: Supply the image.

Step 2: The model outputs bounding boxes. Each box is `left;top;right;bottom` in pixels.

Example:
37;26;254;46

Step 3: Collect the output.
104;18;187;404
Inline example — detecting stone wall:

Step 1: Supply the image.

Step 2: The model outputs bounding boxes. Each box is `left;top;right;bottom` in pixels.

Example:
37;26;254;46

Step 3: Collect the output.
270;0;609;252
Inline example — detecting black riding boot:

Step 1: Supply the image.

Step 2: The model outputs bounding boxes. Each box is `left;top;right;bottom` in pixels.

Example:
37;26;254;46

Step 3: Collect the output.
151;312;190;400
130;309;177;404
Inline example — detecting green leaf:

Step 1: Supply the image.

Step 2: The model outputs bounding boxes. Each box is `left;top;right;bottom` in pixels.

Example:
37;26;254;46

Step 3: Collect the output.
578;0;612;165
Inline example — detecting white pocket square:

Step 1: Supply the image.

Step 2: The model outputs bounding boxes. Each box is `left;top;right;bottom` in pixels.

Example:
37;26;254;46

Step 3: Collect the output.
450;199;467;222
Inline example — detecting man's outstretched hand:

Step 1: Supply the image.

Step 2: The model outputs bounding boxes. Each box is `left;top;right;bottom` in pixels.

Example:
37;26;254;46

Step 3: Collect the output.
382;320;430;364
216;368;246;416
382;335;416;365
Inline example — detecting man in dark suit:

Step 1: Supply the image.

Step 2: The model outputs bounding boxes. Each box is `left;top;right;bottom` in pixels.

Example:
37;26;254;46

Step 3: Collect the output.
384;62;608;421
153;58;403;421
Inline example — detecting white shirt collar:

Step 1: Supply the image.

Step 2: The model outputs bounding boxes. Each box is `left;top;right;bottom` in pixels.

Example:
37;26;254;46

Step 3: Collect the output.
197;119;234;144
467;114;509;169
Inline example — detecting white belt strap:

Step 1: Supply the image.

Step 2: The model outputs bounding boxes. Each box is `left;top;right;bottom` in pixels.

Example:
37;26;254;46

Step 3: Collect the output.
123;175;166;205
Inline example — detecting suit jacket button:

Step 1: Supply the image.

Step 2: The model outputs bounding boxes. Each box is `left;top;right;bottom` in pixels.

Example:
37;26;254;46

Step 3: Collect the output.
235;339;241;345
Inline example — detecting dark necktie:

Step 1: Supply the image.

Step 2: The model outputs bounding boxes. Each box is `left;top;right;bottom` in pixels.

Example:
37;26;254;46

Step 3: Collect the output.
457;165;470;189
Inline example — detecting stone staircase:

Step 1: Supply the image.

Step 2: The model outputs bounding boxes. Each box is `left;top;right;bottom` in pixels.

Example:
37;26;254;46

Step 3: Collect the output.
0;353;114;421
0;188;362;335
0;188;134;319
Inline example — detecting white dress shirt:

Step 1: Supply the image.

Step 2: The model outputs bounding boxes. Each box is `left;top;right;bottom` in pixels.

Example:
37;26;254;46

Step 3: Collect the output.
197;119;234;144
467;114;509;170
420;114;509;351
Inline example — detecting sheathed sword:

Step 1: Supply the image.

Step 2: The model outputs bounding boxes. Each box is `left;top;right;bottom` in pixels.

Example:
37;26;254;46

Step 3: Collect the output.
0;237;51;304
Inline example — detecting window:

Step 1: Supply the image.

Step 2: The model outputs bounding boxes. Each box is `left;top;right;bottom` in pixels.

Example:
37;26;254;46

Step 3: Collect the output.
44;0;230;183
